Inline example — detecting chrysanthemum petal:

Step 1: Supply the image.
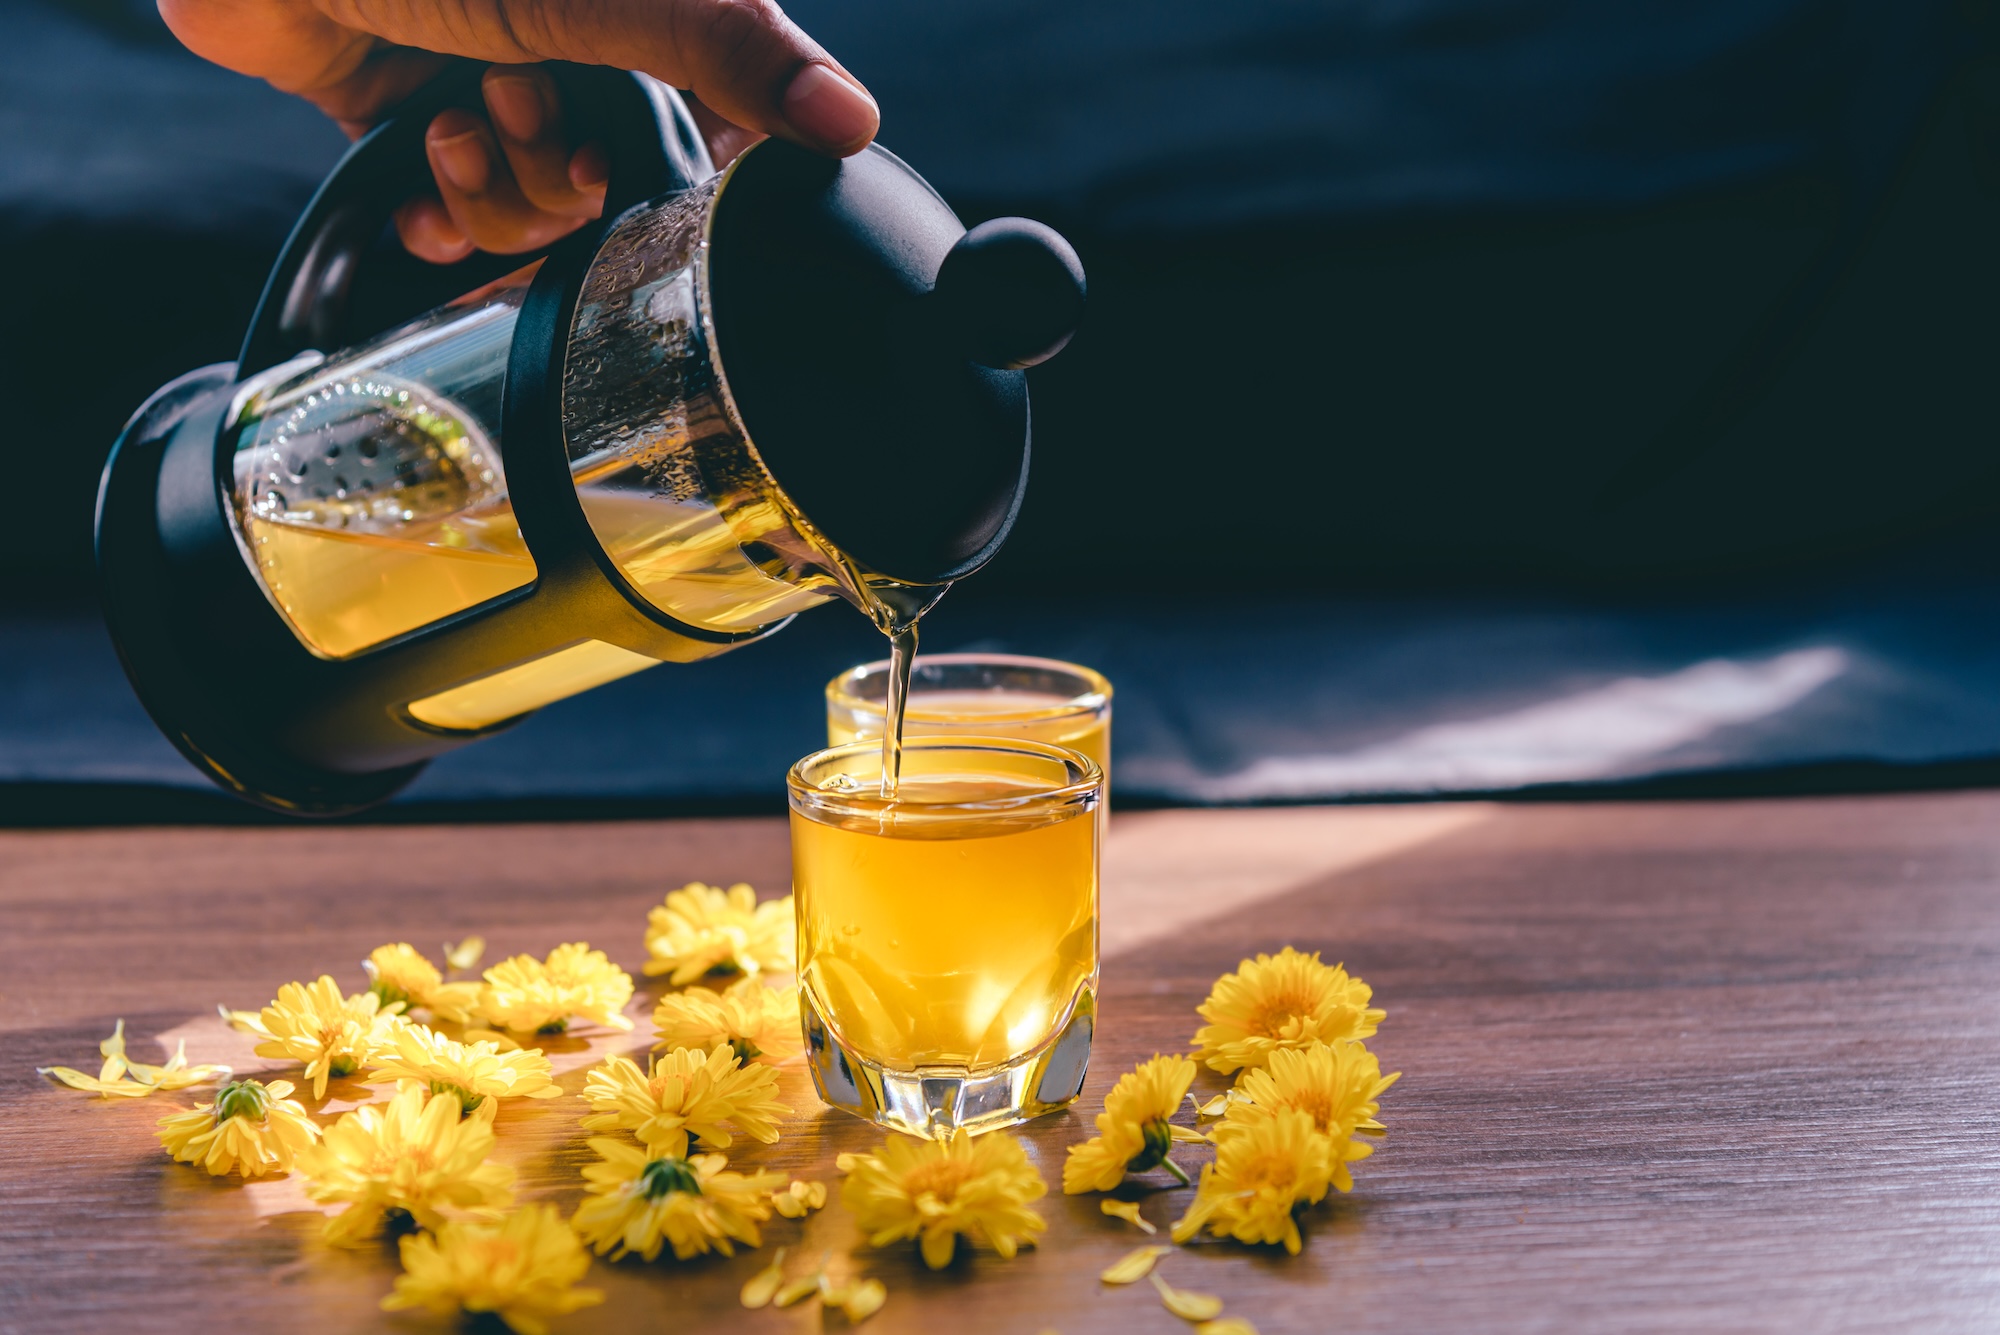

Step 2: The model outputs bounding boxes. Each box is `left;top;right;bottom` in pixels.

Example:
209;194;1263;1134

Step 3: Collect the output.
39;1065;153;1097
1100;1245;1171;1284
443;936;486;972
1100;1199;1158;1233
1151;1272;1225;1321
739;1249;786;1308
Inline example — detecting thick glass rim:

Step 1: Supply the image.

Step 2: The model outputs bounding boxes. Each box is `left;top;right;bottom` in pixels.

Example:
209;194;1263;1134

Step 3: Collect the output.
824;653;1112;726
788;735;1103;823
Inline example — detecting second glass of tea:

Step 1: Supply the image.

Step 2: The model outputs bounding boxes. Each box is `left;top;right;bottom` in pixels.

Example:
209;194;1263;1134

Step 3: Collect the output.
789;736;1101;1136
826;653;1112;807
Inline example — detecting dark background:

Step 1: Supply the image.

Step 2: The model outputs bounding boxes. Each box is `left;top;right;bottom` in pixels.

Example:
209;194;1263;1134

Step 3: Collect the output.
4;0;1999;817
6;0;1994;598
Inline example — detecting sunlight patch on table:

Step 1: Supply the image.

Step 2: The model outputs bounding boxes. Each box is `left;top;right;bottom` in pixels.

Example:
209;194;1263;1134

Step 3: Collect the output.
1101;804;1492;957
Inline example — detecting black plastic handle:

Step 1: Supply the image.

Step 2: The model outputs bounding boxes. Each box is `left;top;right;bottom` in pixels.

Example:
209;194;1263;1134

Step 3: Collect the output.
238;62;711;378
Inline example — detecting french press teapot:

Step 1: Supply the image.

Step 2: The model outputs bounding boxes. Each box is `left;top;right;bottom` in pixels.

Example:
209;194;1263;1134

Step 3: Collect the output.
96;66;1084;815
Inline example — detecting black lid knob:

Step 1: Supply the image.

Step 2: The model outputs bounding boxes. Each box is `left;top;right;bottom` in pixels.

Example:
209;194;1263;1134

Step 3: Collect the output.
702;140;1085;586
932;219;1087;370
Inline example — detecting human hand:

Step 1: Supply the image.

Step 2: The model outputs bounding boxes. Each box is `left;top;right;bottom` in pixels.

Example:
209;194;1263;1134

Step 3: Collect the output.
158;0;880;262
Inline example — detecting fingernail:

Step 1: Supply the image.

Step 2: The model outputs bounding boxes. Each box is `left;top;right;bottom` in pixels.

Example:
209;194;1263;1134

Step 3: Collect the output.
431;130;490;193
781;64;878;153
486;75;544;141
569;142;609;190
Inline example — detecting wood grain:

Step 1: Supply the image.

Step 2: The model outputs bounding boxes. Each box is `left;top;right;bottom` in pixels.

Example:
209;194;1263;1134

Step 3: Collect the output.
4;794;2000;1333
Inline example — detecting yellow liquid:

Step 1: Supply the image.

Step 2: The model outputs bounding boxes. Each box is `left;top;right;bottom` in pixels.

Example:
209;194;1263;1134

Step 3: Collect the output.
792;774;1098;1072
829;690;1110;818
242;487;832;660
242;508;533;658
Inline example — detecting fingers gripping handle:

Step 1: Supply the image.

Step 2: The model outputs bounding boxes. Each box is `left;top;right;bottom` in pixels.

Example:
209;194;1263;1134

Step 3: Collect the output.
238;63;712;378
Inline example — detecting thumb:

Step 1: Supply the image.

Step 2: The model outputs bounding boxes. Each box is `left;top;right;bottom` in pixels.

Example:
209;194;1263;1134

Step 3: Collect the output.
326;0;880;155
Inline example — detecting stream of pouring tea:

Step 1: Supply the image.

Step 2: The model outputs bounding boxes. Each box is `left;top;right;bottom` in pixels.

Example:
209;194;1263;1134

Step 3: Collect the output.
880;623;918;799
849;579;947;799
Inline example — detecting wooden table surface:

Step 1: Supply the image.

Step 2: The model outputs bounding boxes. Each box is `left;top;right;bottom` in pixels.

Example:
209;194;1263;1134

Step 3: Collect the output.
4;793;1999;1334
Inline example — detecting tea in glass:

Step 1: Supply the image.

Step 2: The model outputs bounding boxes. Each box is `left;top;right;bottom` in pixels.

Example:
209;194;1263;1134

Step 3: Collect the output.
789;737;1101;1136
826;653;1112;807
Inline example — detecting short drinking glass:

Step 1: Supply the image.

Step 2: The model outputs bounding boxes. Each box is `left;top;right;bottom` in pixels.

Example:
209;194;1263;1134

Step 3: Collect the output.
825;653;1112;807
788;736;1101;1137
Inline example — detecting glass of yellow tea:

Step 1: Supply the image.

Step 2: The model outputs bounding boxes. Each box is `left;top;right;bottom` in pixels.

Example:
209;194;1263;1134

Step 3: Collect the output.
788;736;1102;1136
826;653;1112;811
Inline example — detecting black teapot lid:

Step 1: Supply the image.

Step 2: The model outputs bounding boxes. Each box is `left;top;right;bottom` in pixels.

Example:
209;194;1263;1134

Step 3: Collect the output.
704;139;1084;586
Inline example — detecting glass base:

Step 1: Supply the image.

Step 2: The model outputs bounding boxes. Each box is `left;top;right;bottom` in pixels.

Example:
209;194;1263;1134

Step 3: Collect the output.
802;988;1095;1138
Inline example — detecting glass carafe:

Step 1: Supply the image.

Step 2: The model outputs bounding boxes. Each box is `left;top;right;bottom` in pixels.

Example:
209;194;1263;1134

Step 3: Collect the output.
228;174;853;680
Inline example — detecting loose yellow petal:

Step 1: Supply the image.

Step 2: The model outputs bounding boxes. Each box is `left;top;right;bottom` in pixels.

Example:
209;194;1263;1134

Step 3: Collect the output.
38;1066;152;1098
1152;1272;1225;1322
774;1273;823;1308
1197;1093;1232;1118
740;1249;786;1308
443;936;486;973
772;1179;829;1218
1169;1125;1211;1144
1100;1200;1158;1234
1196;1320;1260;1335
97;1019;129;1082
1100;1245;1172;1284
830;1276;887;1321
217;1005;268;1035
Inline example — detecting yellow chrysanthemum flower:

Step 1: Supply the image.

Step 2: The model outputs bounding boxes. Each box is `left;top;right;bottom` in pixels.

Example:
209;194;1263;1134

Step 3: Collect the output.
156;1077;322;1177
579;1046;788;1157
40;1019;230;1097
480;943;635;1036
642;882;795;984
652;977;803;1065
368;1023;562;1114
299;1081;515;1246
1191;948;1384;1074
365;943;484;1025
1219;1039;1400;1193
1171;1109;1333;1255
1063;1053;1202;1194
841;1128;1048;1270
381;1204;603;1335
570;1138;785;1262
241;975;408;1099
